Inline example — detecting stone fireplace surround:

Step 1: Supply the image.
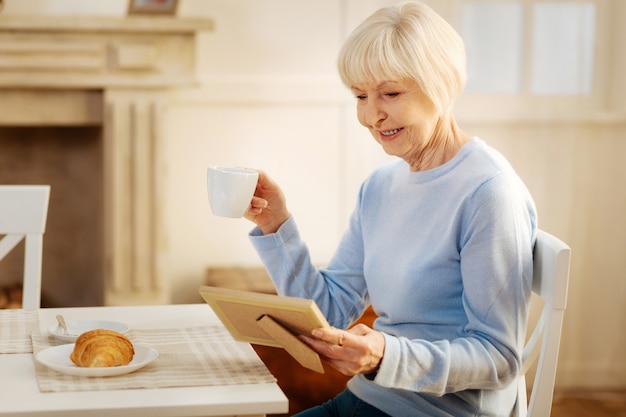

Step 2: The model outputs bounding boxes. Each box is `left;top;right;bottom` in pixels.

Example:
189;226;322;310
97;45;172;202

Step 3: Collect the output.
0;15;213;306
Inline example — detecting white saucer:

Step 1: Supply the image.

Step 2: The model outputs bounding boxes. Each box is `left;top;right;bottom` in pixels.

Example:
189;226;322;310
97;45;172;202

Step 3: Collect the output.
36;344;158;377
48;320;129;343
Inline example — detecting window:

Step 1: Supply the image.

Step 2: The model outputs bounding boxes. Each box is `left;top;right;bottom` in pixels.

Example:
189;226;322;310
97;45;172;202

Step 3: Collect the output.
460;1;597;96
461;3;524;94
530;2;595;95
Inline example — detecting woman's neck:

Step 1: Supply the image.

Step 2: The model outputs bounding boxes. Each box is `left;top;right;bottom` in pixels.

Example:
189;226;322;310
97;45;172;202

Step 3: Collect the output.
408;115;470;172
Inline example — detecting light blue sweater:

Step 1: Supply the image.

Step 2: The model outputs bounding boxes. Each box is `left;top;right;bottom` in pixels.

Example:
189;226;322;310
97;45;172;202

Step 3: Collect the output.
249;138;537;416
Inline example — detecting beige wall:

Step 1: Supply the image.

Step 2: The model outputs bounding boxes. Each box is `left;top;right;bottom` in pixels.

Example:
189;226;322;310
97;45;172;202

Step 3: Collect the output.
5;0;625;390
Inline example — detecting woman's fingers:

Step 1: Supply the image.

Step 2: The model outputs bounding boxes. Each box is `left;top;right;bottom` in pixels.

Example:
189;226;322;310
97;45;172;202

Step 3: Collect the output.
301;325;385;376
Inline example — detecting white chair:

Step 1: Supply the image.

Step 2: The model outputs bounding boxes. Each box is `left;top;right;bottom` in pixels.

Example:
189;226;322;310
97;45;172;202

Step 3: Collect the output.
0;185;50;310
513;229;571;417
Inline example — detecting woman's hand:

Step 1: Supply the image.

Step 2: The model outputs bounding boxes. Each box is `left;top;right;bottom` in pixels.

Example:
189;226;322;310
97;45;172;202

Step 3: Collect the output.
301;324;385;377
244;169;290;235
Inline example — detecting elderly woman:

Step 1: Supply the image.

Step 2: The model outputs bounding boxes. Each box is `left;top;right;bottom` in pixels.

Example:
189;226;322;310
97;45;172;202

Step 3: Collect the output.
244;2;537;416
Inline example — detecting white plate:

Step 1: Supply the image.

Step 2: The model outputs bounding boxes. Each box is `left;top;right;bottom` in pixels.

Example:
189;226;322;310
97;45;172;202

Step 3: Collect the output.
48;320;129;343
36;344;158;377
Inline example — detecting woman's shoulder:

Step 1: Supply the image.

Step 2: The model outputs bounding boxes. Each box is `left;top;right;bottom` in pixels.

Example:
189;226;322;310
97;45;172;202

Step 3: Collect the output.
464;139;535;206
467;138;515;172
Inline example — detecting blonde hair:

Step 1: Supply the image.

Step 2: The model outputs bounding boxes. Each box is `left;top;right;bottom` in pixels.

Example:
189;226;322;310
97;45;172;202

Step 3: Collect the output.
338;1;467;114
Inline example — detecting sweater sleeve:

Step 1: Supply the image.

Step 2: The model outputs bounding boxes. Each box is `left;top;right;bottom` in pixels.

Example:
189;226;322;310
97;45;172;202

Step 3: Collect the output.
249;213;369;329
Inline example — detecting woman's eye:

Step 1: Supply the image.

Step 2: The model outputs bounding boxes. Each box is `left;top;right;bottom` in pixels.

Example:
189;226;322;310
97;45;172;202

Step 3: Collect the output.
385;92;400;98
355;95;367;100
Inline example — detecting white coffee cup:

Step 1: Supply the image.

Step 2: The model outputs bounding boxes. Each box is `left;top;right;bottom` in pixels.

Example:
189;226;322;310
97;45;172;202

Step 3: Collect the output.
207;166;259;218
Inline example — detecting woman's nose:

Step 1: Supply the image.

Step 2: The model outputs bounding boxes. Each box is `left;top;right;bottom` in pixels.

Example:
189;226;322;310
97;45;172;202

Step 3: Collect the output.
365;100;386;126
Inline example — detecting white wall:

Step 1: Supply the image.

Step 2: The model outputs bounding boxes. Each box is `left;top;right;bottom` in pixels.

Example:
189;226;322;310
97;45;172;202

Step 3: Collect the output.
5;0;625;391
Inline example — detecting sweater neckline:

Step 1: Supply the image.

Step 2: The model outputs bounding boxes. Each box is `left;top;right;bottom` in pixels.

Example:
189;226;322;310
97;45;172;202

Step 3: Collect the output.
404;137;481;184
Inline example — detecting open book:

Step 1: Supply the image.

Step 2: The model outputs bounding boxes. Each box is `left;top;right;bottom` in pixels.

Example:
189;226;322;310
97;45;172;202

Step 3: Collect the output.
199;285;330;373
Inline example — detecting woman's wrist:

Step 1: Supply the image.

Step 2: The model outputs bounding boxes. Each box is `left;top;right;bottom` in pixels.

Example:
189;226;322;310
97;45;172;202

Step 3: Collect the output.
259;213;290;235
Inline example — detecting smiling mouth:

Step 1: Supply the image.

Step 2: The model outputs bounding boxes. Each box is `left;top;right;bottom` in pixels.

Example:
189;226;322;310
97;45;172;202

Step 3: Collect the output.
380;128;402;137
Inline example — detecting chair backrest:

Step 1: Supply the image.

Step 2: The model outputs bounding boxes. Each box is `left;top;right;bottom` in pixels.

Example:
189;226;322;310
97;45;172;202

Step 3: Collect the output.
513;229;571;417
0;185;50;310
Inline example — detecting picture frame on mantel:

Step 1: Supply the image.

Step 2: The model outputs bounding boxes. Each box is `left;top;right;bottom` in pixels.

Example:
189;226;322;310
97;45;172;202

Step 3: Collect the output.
128;0;179;15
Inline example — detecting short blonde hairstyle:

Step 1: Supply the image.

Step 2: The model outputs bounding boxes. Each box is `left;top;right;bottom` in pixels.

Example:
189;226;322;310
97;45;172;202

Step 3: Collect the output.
338;1;467;114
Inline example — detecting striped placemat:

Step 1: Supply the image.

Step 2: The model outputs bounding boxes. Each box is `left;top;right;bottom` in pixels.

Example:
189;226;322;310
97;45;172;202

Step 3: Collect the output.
0;309;39;353
31;325;276;392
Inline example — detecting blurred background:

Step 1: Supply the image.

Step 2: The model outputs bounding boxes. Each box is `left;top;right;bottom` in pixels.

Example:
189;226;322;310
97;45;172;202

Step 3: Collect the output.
0;0;624;394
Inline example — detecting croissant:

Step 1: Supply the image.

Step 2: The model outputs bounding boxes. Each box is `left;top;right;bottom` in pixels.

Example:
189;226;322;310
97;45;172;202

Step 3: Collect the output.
70;329;134;368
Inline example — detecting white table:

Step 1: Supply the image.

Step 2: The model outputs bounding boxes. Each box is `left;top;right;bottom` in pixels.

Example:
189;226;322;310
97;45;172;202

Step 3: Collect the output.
0;304;288;417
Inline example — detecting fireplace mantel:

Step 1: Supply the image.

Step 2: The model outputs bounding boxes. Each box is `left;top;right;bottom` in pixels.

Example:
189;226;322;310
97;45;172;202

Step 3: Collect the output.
0;16;213;305
0;15;213;88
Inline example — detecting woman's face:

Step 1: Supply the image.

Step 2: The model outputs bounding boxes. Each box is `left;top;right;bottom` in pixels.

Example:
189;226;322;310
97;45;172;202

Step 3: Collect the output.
352;79;439;164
